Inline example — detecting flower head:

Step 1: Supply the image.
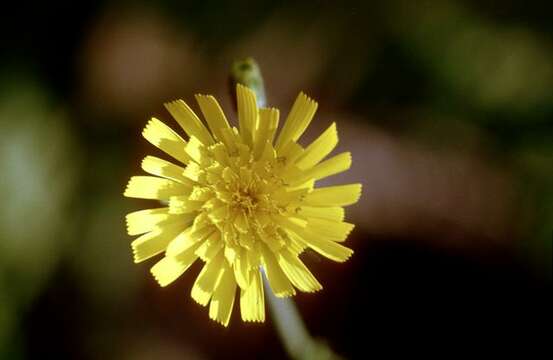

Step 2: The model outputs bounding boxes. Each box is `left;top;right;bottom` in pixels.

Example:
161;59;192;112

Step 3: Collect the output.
124;84;361;326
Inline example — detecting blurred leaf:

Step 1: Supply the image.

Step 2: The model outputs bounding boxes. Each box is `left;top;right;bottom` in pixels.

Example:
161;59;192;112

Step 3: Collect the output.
0;78;80;305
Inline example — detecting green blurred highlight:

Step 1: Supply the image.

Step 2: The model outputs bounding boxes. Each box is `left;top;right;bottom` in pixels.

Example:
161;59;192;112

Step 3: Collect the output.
0;78;80;357
230;58;267;107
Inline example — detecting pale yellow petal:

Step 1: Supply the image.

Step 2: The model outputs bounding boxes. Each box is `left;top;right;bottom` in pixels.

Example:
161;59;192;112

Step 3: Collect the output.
124;176;191;200
210;143;231;166
258;231;285;252
234;210;249;233
273;187;310;206
142;117;191;164
258;141;276;164
288;235;307;256
209;263;237;326
271;214;308;231
150;241;201;286
286;228;353;263
141;156;194;184
219;127;240;155
295;122;338;170
195;94;231;143
184;136;205;164
168;196;203;214
131;222;188;263
254;107;279;158
238;232;255;250
207;205;230;224
260;244;295;297
236;84;258;146
233;248;250;289
277;141;304;165
302;183;362;207
288;152;351;184
195;231;223;262
126;207;171;236
305;218;355;242
164;100;214;145
182;162;203;183
224;244;238;264
240;270;265;322
277;249;322;292
296;206;345;222
191;251;225;306
286;179;315;192
275;92;318;151
166;224;215;257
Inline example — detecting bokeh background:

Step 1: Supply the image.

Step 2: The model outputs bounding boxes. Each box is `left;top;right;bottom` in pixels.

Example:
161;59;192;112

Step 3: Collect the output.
0;0;551;358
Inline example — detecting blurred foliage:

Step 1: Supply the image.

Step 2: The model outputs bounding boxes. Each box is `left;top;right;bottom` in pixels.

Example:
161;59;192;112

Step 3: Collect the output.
0;77;80;356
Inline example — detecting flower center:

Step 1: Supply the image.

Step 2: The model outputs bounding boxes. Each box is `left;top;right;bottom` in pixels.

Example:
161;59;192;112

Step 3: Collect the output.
231;188;257;213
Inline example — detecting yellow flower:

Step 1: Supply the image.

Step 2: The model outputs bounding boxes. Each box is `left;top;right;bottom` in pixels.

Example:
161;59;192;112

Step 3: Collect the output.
124;84;361;326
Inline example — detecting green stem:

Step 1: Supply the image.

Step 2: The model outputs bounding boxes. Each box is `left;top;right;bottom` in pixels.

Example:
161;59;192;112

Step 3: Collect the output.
230;58;342;360
230;58;266;107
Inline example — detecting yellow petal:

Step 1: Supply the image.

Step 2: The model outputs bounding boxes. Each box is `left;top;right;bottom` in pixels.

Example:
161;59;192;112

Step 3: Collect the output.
238;232;255;250
164;100;214;145
305;218;355;242
124;176;191;200
142;117;191;164
286;179;315;192
236;84;258;146
254;107;279;158
195;231;223;262
182;162;203;183
303;183;362;207
131;222;188;263
240;270;265;322
184;136;205;164
188;188;212;203
288;152;351;184
273;187;310;205
210;143;231;166
150;241;201;287
141;156;193;184
168;196;203;214
296;206;345;222
237;143;252;166
275;92;318;151
209;263;237;326
126;207;172;236
191;251;225;306
259;140;276;162
260;244;295;297
287;228;353;263
233;248;250;289
195;94;231;143
219;127;240;155
234;210;249;233
295;122;338;170
288;236;307;256
247;246;261;269
126;210;194;238
207;205;230;224
224;244;238;264
166;224;215;257
271;214;308;232
277;249;322;292
277;141;304;165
